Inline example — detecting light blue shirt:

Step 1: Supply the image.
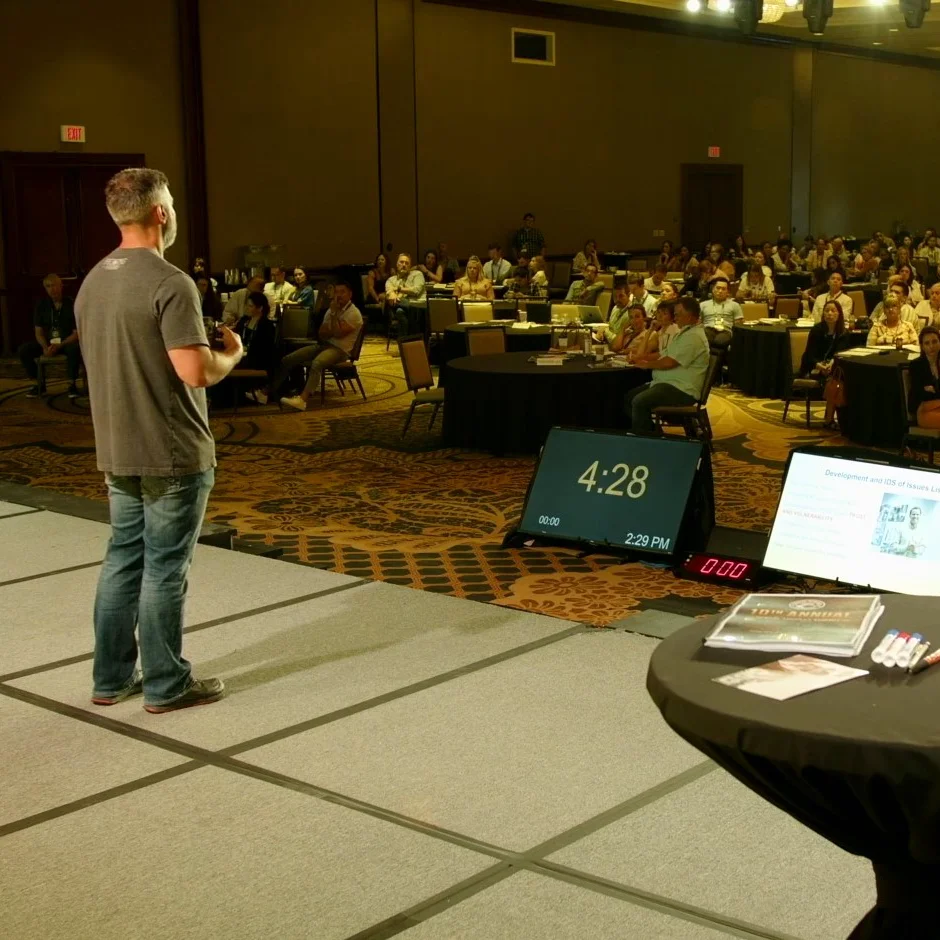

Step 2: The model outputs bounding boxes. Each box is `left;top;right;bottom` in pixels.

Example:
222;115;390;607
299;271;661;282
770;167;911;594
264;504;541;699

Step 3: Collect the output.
387;269;426;301
652;324;710;400
700;298;743;332
608;304;631;335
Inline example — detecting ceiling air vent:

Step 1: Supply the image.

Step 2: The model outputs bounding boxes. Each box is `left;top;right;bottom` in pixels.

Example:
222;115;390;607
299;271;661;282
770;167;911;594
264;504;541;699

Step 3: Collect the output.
511;28;555;66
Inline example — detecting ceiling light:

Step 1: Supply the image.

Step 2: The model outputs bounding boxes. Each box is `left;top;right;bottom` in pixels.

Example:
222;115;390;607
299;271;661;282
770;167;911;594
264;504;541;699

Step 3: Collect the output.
889;26;899;30
873;40;883;43
686;0;702;11
870;0;887;5
785;0;799;5
761;0;788;22
716;0;732;12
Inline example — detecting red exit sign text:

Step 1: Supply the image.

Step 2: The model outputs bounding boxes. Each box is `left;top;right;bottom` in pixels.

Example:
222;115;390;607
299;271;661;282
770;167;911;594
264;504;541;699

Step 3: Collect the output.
707;146;721;159
60;125;86;143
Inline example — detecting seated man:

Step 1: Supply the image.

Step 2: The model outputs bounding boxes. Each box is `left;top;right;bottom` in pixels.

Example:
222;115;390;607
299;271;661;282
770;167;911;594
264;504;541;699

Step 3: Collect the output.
915;234;940;266
871;281;917;324
263;264;297;306
385;252;427;334
565;263;605;305
699;278;742;350
811;271;854;324
504;265;535;298
607;285;633;336
18;273;82;398
270;279;363;411
644;264;669;292
773;241;803;273
803;237;831;272
829;236;850;266
222;274;265;326
625;297;710;436
483;243;513;285
914;282;940;329
625;272;658;315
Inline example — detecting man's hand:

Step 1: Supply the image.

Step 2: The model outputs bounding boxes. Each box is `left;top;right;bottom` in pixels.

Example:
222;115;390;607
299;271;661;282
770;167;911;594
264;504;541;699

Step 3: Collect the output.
43;344;60;357
218;326;244;362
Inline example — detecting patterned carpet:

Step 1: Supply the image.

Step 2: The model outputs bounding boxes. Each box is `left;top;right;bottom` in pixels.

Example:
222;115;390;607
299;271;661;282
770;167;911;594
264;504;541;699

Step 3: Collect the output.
0;339;847;626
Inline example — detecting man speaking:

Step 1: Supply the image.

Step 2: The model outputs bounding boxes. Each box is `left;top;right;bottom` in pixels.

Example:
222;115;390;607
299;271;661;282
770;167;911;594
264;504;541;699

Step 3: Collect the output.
76;168;243;713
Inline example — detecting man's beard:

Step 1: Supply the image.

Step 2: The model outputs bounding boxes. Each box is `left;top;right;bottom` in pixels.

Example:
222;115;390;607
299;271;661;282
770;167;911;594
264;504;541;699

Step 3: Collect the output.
161;206;178;254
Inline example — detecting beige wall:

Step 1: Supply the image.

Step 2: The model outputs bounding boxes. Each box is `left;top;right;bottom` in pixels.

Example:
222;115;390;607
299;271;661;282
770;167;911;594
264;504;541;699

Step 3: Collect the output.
199;0;381;269
413;3;793;259
0;0;189;267
811;51;940;238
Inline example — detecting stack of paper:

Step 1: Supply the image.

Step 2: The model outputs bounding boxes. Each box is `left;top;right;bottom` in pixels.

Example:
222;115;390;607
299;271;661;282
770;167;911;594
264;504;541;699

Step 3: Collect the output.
714;655;869;701
704;594;884;658
838;347;881;357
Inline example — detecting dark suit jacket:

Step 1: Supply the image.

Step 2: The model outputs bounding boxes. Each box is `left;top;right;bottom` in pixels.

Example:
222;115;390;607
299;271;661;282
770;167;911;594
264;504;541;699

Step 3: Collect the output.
907;355;940;414
235;316;278;373
800;323;853;376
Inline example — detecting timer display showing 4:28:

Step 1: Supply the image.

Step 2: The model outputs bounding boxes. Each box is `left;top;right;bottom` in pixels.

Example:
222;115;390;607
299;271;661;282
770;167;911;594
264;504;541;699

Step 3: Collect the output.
623;532;671;551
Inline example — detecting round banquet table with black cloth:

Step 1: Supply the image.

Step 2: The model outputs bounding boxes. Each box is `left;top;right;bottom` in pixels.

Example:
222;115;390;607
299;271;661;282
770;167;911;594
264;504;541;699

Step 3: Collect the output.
438;323;552;386
835;350;908;448
647;594;940;940
442;351;649;454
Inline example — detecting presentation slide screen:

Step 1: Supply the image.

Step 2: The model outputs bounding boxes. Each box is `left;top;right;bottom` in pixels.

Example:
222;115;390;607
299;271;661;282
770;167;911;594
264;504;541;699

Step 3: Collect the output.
518;428;703;555
763;450;940;595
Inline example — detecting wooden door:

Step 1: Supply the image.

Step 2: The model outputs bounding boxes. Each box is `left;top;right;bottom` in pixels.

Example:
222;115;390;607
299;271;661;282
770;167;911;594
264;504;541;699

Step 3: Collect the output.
0;151;143;353
680;164;744;253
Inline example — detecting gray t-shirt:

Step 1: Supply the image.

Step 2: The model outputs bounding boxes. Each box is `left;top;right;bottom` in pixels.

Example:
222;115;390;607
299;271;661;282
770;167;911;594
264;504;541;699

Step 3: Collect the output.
75;248;216;476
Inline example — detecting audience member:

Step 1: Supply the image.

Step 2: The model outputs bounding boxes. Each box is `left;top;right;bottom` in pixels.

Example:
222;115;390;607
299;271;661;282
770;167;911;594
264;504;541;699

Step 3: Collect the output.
264;264;296;305
654;301;680;354
802;267;830;306
760;241;776;265
685;259;716;300
658;240;674;266
659;281;679;303
830;236;850;265
275;280;363;411
699;278;742;351
868;296;918;347
222;274;265;326
625;297;710;436
228;292;277;396
773;241;802;273
292;267;315;310
504;266;535;298
730;235;750;260
453;256;494;301
565;263;605;304
825;255;845;278
804;237;831;271
914;283;940;329
572;239;600;274
812;271;854;323
916;234;940;266
908;326;940;428
437;243;460;282
850;246;879;283
644;264;669;292
668;245;693;273
610;305;657;360
607;286;632;336
801;301;852;378
483;244;512;285
386;253;427;334
529;255;550;295
191;257;218;290
512;213;545;259
736;262;776;304
890;246;914;273
367;252;391;305
626;272;658;314
417;249;444;285
916;228;937;254
797;235;815;261
195;275;221;321
752;250;773;279
18;273;82;399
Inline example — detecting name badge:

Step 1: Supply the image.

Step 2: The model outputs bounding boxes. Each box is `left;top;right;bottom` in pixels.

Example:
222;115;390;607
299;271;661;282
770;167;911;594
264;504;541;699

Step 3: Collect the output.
50;331;62;345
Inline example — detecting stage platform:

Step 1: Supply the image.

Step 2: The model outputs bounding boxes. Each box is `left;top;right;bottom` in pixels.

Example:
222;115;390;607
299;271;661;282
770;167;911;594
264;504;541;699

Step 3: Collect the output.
0;497;873;940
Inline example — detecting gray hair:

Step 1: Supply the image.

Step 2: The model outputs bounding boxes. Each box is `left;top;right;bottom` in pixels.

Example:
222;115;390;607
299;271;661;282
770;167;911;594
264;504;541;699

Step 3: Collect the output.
105;167;171;226
42;273;61;287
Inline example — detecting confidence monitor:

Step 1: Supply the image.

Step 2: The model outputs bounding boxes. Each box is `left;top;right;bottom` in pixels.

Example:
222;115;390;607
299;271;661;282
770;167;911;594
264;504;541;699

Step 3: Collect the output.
763;446;940;595
515;427;713;558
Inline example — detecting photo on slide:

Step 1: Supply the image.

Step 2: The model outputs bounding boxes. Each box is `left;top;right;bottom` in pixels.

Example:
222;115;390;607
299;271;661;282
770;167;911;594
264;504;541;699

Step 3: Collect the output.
870;493;938;559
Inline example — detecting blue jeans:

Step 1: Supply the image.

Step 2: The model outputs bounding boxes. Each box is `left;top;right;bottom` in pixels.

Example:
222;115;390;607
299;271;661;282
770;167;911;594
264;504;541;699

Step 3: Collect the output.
93;470;214;705
625;382;697;436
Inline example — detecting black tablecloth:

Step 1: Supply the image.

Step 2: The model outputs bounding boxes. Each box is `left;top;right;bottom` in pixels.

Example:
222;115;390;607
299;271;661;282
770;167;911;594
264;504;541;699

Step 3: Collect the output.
442;351;648;454
647;595;940;940
439;324;552;386
836;350;908;448
729;323;809;399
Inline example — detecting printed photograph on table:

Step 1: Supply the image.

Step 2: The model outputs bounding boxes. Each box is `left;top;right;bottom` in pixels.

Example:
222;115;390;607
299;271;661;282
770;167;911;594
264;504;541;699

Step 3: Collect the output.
870;494;938;559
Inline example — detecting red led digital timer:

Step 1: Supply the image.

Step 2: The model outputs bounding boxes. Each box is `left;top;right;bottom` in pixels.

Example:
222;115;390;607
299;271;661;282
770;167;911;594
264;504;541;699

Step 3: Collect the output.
679;552;762;587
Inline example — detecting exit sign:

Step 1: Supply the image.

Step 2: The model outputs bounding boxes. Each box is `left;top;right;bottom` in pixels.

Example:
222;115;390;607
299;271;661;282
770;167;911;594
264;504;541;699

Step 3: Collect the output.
707;146;721;158
60;125;86;143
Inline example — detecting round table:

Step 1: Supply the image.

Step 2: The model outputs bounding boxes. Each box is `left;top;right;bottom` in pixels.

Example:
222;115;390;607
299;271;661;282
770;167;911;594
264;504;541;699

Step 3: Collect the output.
729;323;810;399
442;351;649;454
836;350;908;448
647;595;940;939
439;323;552;385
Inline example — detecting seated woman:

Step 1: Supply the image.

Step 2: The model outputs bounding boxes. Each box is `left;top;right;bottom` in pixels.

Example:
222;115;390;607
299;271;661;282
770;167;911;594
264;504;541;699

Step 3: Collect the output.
729;235;750;260
667;245;692;273
191;257;218;290
572;239;600;274
909;326;940;428
211;291;277;404
528;256;549;297
801;300;854;426
652;301;680;354
658;281;679;303
867;296;918;347
195;274;221;321
685;258;715;299
849;246;879;283
367;252;390;305
736;262;776;304
717;259;737;282
416;249;444;285
453;255;494;301
658;240;674;267
892;264;924;305
610;305;658;361
825;254;845;279
890;246;915;274
293;266;315;310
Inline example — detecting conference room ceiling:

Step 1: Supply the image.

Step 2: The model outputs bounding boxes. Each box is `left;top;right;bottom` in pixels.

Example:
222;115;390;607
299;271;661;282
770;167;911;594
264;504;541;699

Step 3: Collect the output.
536;0;940;59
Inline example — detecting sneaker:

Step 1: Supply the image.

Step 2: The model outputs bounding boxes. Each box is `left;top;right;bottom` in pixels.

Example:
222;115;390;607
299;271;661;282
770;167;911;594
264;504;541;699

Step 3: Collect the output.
253;389;269;405
143;677;225;714
25;385;40;398
67;384;79;399
280;395;307;412
91;670;143;706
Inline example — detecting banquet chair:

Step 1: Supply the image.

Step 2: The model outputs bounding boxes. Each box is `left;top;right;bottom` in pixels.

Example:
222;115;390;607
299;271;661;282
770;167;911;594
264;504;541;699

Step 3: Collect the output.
914;258;929;282
360;273;383;332
321;325;367;403
279;305;311;346
493;299;517;318
461;301;494;323
781;328;819;429
651;353;722;448
549;261;571;299
467;328;506;356
774;296;802;320
398;336;444;436
595;290;612;320
845;290;868;325
741;302;768;322
427;297;460;342
597;273;614;290
898;367;940;463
